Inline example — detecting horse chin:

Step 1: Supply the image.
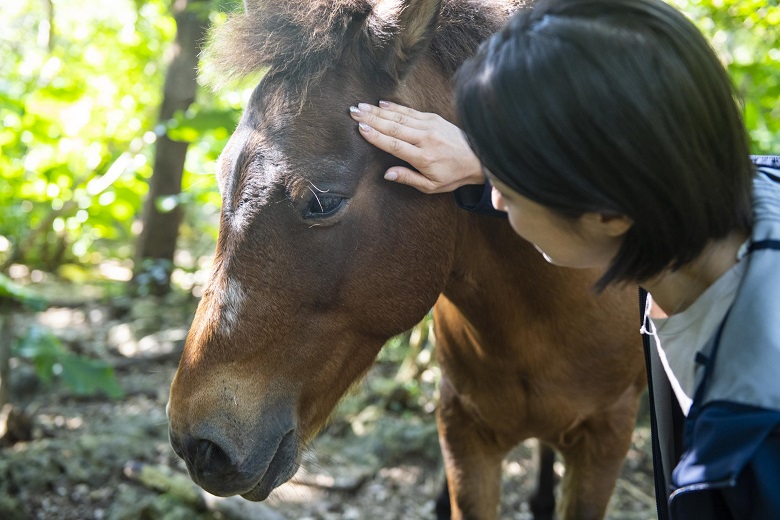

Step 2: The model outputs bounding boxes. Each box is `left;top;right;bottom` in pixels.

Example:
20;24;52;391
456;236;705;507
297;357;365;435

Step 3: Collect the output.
239;429;300;501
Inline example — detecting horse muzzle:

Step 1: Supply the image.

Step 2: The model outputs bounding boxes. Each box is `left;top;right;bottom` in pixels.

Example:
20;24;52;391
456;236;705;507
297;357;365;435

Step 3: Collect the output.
169;420;300;500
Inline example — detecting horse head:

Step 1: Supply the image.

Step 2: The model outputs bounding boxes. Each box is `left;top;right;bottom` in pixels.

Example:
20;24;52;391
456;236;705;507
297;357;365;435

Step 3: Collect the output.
167;0;502;500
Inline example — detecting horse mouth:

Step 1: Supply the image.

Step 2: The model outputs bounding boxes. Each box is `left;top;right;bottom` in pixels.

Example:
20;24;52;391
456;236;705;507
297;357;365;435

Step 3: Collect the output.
240;429;300;501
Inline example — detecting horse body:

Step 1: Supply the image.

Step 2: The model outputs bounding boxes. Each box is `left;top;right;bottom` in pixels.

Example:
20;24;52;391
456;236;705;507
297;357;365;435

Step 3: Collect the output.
167;1;646;518
435;214;645;518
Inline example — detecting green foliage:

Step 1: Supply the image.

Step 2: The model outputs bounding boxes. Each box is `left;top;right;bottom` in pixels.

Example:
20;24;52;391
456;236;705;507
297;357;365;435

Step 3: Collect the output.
671;0;780;154
0;273;47;311
12;324;124;399
0;0;244;279
0;0;173;270
171;98;243;256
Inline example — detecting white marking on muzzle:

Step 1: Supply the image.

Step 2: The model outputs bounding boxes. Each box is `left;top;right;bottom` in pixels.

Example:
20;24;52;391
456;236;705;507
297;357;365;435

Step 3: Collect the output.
219;276;246;337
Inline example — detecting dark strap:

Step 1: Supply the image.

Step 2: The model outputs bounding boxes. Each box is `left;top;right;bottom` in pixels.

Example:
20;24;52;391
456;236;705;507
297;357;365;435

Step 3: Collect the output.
640;287;672;520
748;240;780;254
763;170;780;183
453;181;508;219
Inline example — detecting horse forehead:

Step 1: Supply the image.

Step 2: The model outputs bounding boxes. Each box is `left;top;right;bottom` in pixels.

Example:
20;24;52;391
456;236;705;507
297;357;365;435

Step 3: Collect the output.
222;77;370;206
218;126;277;210
230;132;350;189
237;106;346;166
237;124;360;190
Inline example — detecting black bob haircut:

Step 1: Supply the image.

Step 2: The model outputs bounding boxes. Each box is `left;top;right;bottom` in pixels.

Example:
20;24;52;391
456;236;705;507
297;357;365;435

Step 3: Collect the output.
456;0;754;291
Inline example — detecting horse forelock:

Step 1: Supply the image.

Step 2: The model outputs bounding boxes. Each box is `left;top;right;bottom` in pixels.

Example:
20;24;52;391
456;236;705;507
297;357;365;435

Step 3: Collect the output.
201;0;525;92
201;0;379;90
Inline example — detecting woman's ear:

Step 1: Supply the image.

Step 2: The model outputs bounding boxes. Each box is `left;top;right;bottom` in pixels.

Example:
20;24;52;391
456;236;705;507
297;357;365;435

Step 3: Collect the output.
580;212;633;238
597;213;633;237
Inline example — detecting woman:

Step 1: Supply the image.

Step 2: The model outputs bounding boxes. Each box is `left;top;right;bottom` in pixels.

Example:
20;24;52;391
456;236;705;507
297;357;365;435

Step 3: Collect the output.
349;0;780;518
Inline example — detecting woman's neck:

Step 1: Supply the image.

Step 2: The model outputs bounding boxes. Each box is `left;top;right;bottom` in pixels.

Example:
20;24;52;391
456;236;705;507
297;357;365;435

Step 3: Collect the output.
642;229;749;317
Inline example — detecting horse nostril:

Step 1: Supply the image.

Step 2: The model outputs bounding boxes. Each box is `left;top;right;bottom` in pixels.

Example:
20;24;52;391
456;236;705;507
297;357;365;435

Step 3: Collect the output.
195;438;231;472
179;434;234;475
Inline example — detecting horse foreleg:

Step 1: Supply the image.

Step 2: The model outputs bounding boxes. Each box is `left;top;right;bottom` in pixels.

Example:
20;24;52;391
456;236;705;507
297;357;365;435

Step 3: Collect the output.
435;474;452;520
554;385;642;520
529;442;557;520
437;377;506;520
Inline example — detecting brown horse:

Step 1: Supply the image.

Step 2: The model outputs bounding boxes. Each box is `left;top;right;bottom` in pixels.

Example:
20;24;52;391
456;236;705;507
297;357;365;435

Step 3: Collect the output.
167;0;647;518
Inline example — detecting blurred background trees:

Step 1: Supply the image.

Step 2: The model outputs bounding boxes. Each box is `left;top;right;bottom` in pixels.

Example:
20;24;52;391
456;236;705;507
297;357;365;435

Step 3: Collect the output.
0;0;243;296
132;0;210;295
0;0;247;409
672;0;779;153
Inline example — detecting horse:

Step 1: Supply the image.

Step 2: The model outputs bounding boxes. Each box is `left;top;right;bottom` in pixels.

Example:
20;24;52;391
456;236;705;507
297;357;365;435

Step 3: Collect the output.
166;0;647;518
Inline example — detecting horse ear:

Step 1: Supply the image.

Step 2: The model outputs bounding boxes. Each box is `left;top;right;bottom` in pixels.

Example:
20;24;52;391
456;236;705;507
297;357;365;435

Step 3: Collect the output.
369;0;442;80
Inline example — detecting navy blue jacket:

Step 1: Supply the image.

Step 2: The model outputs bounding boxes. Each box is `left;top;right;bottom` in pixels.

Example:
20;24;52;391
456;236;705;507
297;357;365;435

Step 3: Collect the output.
453;182;506;218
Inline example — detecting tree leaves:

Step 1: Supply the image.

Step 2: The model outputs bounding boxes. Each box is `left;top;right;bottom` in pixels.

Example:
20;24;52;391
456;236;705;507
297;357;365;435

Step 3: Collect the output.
671;0;780;154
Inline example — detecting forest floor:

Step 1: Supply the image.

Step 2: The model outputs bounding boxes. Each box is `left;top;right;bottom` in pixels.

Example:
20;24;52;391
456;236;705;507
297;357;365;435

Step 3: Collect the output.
0;285;657;520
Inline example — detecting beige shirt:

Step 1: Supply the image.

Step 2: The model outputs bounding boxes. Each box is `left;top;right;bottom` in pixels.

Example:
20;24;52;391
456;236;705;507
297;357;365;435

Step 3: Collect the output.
646;255;747;415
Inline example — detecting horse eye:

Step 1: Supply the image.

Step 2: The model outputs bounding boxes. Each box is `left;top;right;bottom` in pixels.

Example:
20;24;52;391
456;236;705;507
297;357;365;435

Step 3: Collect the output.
305;194;346;218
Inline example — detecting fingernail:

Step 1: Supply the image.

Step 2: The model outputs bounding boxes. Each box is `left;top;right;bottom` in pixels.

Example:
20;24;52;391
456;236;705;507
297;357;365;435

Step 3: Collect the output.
349;105;362;116
357;103;372;112
384;170;398;181
358;122;371;133
379;100;390;108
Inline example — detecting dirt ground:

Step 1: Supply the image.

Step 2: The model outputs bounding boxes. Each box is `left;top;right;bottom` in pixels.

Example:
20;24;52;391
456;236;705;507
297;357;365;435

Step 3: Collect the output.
0;288;657;520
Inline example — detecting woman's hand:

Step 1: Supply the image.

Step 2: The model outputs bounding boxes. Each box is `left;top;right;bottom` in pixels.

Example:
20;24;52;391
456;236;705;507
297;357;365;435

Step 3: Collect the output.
349;100;484;194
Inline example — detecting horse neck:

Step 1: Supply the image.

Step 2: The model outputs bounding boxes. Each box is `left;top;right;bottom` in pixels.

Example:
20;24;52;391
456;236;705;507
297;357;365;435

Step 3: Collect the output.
392;79;521;331
442;211;595;343
395;55;588;334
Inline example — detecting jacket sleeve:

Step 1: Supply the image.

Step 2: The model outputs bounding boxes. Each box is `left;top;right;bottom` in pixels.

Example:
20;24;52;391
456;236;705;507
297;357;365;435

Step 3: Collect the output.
453;181;507;219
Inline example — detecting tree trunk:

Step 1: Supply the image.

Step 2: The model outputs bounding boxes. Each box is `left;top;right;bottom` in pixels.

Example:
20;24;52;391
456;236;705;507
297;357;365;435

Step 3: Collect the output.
0;314;11;410
133;0;210;295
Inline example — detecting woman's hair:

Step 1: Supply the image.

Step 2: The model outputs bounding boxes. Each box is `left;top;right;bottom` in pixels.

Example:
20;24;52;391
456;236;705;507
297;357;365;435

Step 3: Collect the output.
456;0;754;291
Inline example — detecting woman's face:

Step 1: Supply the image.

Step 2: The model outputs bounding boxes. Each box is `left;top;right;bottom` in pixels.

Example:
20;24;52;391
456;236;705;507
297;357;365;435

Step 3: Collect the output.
489;176;630;271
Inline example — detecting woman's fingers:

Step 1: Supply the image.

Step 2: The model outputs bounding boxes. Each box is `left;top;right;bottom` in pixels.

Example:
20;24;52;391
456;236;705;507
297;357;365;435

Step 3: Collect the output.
350;103;426;142
350;100;485;194
356;120;424;165
361;101;431;127
383;166;439;194
377;100;436;121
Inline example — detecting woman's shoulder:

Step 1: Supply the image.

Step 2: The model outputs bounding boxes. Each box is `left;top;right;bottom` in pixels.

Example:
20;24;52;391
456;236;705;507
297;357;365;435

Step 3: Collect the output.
752;155;780;181
751;155;780;208
751;155;780;169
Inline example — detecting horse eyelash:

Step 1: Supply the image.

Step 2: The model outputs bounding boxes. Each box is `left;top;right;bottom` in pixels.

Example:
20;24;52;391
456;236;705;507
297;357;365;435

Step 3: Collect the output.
307;186;324;212
307;181;330;194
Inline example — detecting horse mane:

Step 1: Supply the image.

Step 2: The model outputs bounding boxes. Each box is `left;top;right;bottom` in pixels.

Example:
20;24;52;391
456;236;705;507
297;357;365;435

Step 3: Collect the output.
201;0;524;90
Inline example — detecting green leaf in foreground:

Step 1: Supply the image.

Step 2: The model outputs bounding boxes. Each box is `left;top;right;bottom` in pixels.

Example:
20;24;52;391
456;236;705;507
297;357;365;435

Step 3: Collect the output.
13;324;124;399
0;274;47;311
60;353;124;399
